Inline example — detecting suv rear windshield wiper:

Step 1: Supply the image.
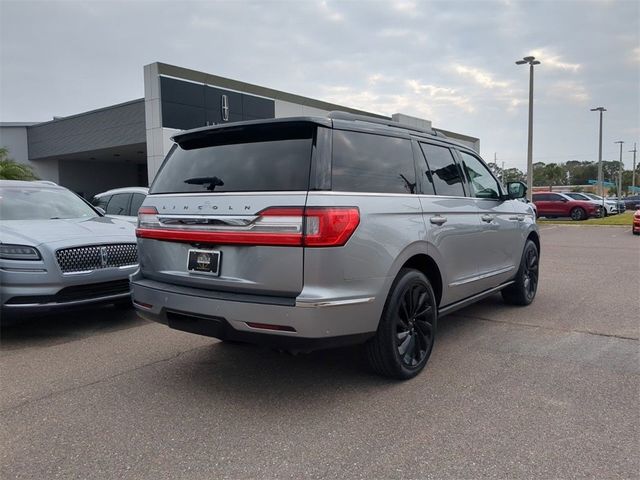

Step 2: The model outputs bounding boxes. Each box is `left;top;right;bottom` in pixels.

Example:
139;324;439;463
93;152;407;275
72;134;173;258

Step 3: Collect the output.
184;176;225;191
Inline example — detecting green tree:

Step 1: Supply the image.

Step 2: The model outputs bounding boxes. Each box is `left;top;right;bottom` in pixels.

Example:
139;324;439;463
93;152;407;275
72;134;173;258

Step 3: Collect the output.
0;147;38;180
542;163;565;186
503;167;525;183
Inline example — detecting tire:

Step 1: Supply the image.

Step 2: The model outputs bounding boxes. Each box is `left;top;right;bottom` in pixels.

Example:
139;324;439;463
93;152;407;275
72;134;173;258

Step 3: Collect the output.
502;239;539;306
570;207;586;221
602;207;608;217
366;268;437;380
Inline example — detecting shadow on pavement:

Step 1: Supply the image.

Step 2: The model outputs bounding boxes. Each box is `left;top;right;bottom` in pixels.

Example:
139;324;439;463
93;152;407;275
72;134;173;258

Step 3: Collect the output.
154;300;505;401
0;304;145;350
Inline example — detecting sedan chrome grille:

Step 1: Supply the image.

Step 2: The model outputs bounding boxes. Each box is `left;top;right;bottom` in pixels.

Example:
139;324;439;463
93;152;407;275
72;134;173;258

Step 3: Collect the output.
55;244;138;273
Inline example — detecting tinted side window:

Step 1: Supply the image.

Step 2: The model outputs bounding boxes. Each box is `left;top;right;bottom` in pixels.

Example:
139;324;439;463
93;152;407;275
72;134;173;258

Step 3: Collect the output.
92;195;111;209
548;194;564;202
419;143;465;197
130;193;146;216
332;131;416;194
533;194;547;201
106;193;131;215
458;151;500;200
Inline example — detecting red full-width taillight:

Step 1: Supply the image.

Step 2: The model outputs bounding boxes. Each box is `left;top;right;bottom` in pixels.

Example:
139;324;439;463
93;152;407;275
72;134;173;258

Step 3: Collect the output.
135;206;359;247
303;207;360;247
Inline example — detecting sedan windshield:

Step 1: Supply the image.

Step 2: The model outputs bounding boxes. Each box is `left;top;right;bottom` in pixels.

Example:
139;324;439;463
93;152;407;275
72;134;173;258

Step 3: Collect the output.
0;187;98;220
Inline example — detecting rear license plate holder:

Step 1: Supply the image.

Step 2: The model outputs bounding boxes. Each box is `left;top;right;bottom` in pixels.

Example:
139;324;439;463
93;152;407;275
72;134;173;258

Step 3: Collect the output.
187;249;221;276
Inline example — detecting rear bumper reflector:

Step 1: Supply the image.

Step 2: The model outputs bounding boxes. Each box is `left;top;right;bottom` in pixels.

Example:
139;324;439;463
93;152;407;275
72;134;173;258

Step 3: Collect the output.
246;322;296;332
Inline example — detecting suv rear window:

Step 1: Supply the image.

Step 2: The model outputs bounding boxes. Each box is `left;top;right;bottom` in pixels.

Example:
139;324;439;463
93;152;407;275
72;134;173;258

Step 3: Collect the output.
151;123;314;194
332;130;416;194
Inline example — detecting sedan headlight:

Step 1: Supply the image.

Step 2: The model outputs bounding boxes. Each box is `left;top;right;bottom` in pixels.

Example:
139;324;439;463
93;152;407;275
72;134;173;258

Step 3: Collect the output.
0;244;42;260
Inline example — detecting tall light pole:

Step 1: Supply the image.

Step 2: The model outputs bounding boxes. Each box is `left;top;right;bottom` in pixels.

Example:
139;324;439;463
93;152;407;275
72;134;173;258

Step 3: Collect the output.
614;140;624;199
631;143;637;193
516;56;540;201
590;107;606;211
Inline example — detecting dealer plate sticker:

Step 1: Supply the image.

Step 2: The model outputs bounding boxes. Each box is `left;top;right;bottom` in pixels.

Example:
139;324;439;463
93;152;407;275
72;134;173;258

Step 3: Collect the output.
187;249;221;276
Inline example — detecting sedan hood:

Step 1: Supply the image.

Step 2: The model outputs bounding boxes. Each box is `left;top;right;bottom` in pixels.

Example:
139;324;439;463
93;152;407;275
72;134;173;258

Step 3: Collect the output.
0;217;135;247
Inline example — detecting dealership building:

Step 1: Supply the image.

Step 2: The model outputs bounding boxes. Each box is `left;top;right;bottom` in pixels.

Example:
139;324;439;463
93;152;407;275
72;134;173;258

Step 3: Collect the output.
0;62;480;198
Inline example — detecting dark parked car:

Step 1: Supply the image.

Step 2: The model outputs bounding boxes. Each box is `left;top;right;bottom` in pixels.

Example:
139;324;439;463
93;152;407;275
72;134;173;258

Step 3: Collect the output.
532;192;600;220
622;195;640;211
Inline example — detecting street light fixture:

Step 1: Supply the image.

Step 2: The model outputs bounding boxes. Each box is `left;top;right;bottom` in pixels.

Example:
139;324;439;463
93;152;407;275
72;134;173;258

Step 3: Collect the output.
515;56;541;201
614;140;624;200
590;107;606;212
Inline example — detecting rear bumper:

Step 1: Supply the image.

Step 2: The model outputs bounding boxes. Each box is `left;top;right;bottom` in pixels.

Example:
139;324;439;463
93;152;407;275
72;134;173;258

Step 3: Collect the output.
131;276;380;350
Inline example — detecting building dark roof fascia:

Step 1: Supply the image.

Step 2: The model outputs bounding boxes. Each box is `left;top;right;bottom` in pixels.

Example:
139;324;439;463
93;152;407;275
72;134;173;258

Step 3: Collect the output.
155;62;389;120
434;128;479;144
0;122;39;127
29;99;145;128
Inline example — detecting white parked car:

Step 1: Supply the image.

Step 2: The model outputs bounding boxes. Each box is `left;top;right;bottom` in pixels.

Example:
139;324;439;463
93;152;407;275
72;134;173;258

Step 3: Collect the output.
91;187;149;224
563;192;617;216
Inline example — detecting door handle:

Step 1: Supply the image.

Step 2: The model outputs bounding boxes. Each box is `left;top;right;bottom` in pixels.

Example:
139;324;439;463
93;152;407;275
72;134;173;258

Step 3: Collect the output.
508;215;525;221
481;214;494;223
430;215;447;226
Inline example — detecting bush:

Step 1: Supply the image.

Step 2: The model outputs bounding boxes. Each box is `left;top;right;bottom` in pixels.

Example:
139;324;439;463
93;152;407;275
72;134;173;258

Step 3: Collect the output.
0;147;39;180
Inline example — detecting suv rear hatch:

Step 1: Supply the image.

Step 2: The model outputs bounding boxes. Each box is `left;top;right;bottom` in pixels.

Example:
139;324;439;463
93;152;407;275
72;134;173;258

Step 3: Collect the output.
136;120;336;298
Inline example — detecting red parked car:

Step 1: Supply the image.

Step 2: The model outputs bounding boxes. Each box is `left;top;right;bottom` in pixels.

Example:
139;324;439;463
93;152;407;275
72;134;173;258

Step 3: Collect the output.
532;192;601;221
633;209;640;235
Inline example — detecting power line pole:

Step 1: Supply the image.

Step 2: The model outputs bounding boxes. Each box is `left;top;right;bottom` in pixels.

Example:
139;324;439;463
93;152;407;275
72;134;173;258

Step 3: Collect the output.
615;141;624;198
631;143;637;193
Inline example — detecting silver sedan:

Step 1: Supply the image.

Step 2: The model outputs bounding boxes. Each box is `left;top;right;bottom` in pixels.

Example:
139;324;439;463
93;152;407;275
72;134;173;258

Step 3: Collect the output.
0;180;138;320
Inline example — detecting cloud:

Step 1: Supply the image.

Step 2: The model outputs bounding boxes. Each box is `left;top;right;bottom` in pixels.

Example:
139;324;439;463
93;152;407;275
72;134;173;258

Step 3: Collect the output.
453;65;510;89
547;80;590;104
318;1;344;22
407;80;475;113
530;48;581;72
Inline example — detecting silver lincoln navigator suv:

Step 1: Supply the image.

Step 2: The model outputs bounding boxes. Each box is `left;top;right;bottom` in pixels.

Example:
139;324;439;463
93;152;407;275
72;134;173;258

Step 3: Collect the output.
131;112;539;379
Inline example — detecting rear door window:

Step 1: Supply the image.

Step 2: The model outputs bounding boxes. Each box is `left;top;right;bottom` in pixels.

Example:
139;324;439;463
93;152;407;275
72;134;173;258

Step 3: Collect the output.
129;193;146;216
106;193;132;215
419;143;466;197
332;130;416;194
92;195;111;209
151;123;314;194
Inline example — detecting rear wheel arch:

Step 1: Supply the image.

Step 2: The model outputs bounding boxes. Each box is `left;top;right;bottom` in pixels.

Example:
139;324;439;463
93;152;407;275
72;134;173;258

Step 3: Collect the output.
400;254;443;308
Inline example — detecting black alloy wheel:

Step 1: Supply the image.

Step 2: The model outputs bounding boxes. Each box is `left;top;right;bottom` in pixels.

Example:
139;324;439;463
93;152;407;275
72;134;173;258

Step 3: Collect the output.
366;268;437;379
502;239;539;306
395;283;434;368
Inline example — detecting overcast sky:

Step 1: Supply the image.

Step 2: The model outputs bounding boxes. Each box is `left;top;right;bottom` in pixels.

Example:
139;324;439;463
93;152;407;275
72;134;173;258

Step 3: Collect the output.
1;0;638;171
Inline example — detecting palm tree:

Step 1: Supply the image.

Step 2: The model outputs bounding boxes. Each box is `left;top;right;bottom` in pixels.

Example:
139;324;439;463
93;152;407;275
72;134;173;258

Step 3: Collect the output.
0;147;39;180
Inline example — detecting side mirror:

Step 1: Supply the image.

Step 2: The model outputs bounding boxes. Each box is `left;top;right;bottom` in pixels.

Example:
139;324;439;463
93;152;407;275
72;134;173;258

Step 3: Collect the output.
95;207;106;215
506;181;527;200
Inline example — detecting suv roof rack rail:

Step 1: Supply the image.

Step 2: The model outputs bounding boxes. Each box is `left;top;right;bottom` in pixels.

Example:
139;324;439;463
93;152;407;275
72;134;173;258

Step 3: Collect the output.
327;111;446;138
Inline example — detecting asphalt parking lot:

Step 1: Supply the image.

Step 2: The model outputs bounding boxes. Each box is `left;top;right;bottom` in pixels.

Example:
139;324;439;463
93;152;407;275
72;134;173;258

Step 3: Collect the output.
1;225;638;479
